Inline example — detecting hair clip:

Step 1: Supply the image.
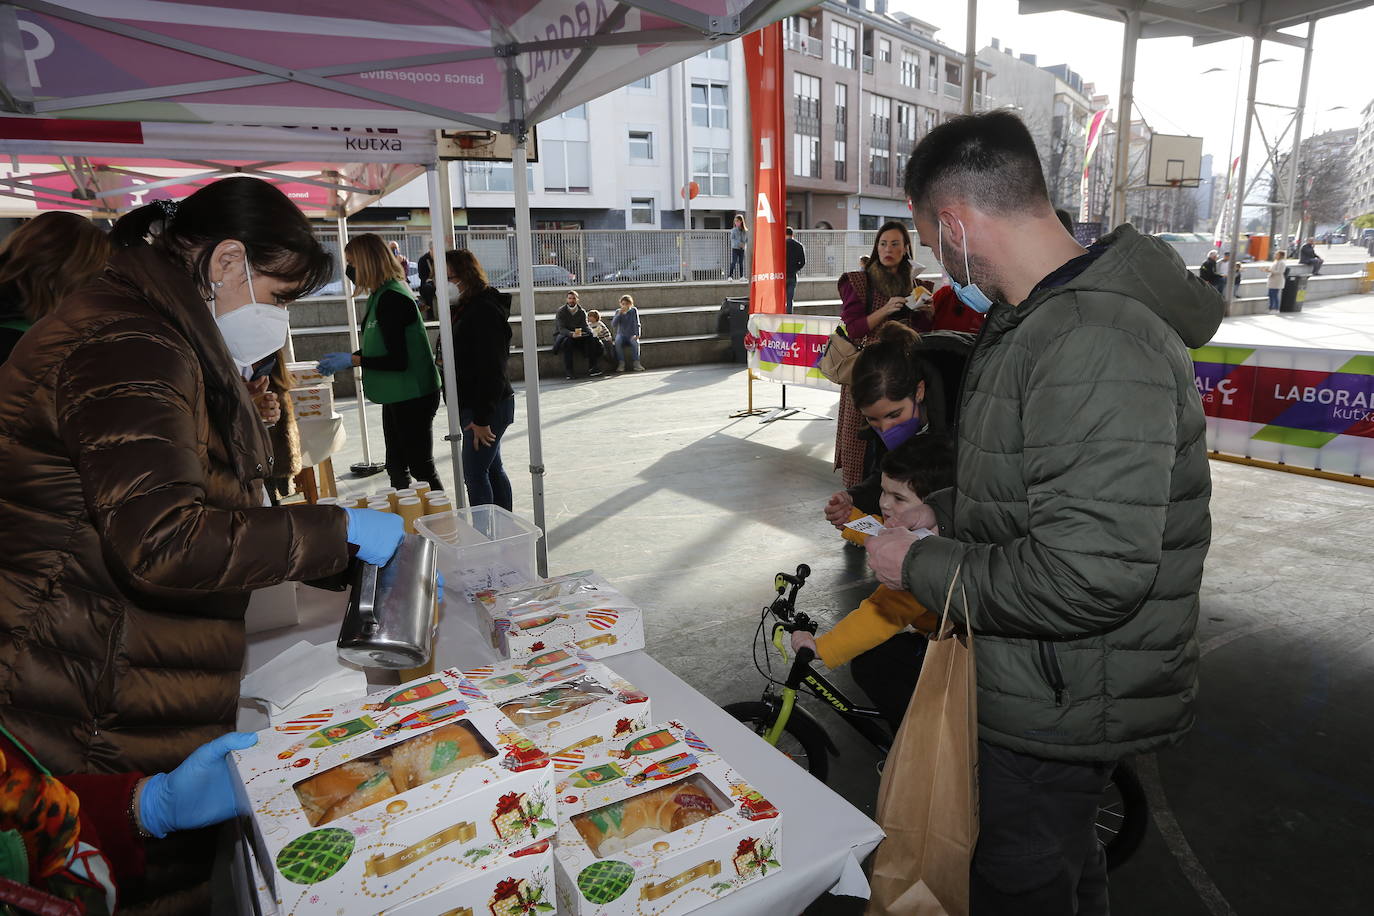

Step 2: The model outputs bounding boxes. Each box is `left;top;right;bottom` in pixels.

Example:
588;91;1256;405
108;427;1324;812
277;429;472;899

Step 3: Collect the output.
152;198;178;224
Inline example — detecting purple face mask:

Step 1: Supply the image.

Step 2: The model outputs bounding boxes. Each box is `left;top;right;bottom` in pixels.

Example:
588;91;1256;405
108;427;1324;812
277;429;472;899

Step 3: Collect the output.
877;413;925;450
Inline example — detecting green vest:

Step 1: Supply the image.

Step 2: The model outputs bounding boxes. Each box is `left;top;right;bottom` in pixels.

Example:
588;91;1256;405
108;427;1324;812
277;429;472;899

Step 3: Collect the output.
359;279;439;405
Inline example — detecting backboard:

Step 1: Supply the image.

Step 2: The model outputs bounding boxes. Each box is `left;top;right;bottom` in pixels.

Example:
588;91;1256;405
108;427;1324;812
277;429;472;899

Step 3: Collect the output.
437;128;539;162
1146;134;1203;188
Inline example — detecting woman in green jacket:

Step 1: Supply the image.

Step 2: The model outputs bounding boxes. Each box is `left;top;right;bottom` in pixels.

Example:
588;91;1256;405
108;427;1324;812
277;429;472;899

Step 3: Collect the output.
317;233;442;491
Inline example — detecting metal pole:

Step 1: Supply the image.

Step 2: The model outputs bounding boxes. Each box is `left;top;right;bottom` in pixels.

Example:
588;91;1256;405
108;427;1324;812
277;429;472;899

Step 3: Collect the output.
681;60;693;276
962;0;977;115
426;163;467;508
1111;8;1141;228
1279;20;1316;257
336;215;378;468
512;140;549;576
1227;33;1264;312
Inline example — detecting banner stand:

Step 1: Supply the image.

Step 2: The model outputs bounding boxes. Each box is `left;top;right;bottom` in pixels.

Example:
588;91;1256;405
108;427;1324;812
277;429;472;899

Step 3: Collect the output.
730;372;834;424
729;370;774;420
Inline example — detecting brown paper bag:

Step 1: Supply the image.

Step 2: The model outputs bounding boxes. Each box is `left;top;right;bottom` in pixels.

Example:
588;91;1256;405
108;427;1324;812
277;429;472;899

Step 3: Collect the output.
867;568;978;916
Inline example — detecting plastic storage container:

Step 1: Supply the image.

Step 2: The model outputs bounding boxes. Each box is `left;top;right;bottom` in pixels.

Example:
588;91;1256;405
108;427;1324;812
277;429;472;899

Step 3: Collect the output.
414;505;542;602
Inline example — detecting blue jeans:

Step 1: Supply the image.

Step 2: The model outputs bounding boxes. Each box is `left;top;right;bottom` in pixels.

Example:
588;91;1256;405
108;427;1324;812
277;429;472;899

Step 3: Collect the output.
786;276;797;313
1268;288;1281;310
615;332;640;365
458;396;515;510
729;248;746;279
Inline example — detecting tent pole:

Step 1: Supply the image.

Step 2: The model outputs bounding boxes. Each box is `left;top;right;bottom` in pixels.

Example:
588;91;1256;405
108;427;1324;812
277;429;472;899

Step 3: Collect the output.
427;163;466;508
336;215;378;468
1228;33;1264;313
1279;20;1315;258
962;0;977;115
512;141;549;576
1111;8;1140;227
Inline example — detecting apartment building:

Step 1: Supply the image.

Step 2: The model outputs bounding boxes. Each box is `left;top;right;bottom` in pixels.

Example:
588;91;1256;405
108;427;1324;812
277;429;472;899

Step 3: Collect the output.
781;2;994;231
1352;98;1374;218
374;46;750;231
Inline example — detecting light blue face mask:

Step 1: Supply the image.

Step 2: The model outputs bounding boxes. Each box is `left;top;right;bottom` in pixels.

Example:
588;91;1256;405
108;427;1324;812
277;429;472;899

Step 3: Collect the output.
939;218;995;314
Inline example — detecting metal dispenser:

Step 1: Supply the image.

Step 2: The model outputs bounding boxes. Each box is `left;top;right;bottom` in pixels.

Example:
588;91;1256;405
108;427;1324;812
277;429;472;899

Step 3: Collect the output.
337;533;439;669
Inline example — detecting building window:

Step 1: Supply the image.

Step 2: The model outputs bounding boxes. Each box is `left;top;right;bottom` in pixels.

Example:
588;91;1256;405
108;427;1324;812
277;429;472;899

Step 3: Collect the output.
870;149;891;186
705;43;728;60
901;49;920;89
628;130;654;162
897;103;916;144
835;139;848;181
830;22;856;69
691;81;730;128
870;94;892;145
923;107;938;136
896;152;908;186
929;56;938;91
464;162;533;193
560;104;587;119
630;196;656;226
878;38;891;63
628;76;652;91
835;82;849;126
692;148;731;196
542;138;590;192
793;73;821;179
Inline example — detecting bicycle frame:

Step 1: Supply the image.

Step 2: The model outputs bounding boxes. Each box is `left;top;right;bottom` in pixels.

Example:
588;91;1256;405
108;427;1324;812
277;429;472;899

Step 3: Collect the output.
761;623;894;755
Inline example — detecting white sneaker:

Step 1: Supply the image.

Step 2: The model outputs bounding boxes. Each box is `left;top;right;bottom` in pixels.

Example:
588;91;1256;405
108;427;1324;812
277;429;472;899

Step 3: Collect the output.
615;364;625;372
633;362;645;371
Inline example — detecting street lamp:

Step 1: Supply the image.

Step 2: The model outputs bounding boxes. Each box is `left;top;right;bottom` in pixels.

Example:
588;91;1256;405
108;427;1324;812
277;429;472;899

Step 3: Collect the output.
1201;56;1280;240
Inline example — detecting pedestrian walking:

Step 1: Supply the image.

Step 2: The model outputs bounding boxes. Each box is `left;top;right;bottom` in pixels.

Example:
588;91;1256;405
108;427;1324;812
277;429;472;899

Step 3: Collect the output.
785;226;806;313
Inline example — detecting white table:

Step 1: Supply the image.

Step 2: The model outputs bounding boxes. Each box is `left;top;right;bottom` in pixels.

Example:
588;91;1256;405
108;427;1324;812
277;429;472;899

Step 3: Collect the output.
237;583;883;915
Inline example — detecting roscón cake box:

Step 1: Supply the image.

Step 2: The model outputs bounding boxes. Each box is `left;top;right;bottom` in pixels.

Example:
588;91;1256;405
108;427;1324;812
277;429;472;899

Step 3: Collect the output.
232;671;556;914
551;720;783;916
378;837;555;916
484;571;645;661
457;651;652;766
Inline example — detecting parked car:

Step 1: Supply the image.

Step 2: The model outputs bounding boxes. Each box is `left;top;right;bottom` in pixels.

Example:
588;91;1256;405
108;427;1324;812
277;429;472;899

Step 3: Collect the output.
594;252;683;283
490;264;578;288
309;264;420;298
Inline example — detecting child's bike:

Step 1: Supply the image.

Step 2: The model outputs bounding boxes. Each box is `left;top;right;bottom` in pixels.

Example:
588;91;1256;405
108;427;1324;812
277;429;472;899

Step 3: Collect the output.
723;564;1148;870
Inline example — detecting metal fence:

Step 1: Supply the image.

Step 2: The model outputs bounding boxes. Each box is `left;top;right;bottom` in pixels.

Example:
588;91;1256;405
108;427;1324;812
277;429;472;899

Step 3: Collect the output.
309;228;907;291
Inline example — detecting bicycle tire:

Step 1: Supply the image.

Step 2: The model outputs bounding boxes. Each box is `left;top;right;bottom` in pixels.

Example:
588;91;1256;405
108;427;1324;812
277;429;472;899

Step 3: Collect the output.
1101;762;1148;870
724;700;831;783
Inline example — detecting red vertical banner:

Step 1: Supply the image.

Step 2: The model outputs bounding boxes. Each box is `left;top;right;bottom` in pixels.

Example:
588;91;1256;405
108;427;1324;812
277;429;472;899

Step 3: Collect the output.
744;23;787;314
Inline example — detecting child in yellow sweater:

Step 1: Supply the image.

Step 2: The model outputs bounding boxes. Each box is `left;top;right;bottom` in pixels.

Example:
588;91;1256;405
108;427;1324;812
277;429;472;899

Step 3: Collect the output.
793;433;954;730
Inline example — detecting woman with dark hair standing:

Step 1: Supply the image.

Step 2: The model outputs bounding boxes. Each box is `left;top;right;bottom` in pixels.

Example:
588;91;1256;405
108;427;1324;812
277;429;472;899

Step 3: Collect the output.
0;211;110;364
318;233;443;492
446;248;516;510
0;178;404;912
833;221;933;488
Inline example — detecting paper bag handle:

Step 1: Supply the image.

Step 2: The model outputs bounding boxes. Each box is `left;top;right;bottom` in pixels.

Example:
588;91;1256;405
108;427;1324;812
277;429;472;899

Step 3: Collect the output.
935;562;971;641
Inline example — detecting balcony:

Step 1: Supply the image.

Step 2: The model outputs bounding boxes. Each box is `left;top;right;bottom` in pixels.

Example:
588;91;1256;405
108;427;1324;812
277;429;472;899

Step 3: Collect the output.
862;55;875;74
943;82;961;100
785;32;821;58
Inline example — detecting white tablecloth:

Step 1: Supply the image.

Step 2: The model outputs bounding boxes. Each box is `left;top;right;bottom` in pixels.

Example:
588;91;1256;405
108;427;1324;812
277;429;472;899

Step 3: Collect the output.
237;583;883;914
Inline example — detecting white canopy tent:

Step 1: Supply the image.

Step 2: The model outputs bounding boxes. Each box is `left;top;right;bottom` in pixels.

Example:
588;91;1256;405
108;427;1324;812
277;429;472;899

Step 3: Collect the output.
0;0;812;573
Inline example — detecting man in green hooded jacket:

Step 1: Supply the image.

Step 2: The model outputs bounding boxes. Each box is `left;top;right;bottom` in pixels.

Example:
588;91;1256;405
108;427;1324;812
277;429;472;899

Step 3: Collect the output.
867;111;1224;914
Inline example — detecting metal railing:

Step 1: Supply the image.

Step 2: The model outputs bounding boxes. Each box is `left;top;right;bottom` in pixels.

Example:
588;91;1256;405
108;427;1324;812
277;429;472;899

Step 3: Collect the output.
304;228;920;293
862;55;874;74
785;32;822;58
943;82;961;100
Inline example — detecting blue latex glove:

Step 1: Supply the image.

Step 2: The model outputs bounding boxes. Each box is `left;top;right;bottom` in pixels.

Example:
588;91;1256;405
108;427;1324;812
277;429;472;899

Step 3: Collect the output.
139;731;258;838
317;352;354;376
343;507;405;566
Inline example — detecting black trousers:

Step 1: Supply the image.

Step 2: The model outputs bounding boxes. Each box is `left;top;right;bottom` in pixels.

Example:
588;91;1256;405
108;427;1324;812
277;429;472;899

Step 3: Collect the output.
850;631;927;733
561;336;601;376
972;741;1115;916
380;390;442;491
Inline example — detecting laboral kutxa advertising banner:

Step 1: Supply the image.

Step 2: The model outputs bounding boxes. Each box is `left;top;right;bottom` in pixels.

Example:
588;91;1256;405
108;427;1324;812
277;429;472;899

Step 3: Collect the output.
746;314;840;392
1193;344;1374;477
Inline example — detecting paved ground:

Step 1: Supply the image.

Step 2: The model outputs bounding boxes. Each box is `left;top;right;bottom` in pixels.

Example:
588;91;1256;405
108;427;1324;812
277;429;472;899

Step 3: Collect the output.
319;294;1374;916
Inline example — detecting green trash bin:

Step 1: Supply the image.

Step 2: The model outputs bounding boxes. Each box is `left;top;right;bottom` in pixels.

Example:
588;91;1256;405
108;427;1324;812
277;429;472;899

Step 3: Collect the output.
1280;274;1307;312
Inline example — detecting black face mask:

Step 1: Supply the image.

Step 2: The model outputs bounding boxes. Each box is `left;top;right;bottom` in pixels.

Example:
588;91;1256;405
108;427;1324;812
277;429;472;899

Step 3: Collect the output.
345;264;356;284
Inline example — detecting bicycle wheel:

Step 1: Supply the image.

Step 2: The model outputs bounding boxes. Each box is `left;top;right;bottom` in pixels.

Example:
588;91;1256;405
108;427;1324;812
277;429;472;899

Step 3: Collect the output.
1099;761;1148;870
724;701;830;783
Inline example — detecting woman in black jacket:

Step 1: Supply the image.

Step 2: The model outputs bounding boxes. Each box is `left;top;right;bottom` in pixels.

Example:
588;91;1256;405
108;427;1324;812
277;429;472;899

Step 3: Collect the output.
446;249;516;509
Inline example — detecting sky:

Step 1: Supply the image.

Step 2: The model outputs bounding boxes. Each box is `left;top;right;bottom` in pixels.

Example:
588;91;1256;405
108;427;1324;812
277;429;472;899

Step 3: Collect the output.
901;0;1374;166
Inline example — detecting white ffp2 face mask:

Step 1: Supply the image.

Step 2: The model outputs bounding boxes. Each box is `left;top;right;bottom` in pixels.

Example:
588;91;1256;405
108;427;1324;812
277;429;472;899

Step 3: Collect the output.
214;257;291;368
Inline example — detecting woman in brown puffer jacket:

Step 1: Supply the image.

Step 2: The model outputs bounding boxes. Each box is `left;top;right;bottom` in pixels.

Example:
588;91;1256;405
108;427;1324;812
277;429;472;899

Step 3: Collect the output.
0;177;403;914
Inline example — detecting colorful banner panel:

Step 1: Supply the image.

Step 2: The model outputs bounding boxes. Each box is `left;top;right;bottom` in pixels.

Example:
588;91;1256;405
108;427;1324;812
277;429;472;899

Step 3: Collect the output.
743;22;787;315
1192;344;1374;477
745;313;840;392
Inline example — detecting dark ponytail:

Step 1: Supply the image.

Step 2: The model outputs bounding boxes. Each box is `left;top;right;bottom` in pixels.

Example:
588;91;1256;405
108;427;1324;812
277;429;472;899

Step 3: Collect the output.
110;177;332;301
851;322;927;410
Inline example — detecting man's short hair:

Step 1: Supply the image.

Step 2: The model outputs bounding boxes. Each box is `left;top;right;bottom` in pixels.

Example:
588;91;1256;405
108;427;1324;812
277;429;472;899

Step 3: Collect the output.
904;111;1050;217
786;226;794;237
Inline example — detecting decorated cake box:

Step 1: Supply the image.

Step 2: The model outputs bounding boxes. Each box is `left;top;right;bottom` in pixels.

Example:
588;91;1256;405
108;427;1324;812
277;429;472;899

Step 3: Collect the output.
485;571;645;661
551;720;782;916
232;671;558;914
458;652;652;764
379;837;555;916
